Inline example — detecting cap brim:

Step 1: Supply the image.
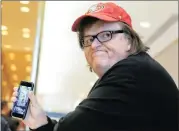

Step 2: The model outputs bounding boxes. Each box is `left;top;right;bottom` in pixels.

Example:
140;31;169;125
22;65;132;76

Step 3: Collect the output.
71;13;118;32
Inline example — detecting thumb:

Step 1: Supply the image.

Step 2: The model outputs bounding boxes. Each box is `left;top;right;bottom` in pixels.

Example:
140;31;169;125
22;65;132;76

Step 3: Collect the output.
28;91;38;106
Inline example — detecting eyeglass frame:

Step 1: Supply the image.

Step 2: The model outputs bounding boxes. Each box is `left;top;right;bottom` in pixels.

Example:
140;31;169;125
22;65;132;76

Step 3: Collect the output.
81;30;126;48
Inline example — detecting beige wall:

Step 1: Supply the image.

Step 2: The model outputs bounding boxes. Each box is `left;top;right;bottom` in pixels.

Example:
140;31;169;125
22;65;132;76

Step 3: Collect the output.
154;42;178;87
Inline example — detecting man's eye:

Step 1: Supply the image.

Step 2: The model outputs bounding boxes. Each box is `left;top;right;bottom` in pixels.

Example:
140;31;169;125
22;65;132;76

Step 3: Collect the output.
86;37;94;43
89;38;94;42
103;32;111;38
99;32;111;39
84;37;94;46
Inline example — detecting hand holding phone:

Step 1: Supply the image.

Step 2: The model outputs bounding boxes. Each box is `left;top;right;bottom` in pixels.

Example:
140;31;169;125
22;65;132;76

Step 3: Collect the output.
11;81;48;129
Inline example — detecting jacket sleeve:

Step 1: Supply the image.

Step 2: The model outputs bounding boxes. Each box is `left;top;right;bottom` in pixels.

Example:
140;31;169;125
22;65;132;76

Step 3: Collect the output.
31;58;142;131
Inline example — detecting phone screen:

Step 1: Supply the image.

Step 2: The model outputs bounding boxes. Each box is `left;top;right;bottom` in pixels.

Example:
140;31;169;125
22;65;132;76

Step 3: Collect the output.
11;81;34;119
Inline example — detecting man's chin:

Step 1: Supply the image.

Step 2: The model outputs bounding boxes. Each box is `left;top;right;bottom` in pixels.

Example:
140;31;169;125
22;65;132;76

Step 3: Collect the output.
92;59;108;69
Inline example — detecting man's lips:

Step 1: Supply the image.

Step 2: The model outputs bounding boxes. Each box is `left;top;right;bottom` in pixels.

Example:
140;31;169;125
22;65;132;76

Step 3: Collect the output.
92;50;106;57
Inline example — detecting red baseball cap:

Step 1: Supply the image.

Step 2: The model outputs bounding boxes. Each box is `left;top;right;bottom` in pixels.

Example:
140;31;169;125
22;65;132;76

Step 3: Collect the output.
71;2;132;32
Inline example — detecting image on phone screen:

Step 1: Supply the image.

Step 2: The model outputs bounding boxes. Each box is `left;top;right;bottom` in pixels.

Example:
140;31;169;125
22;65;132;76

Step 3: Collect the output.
12;85;32;118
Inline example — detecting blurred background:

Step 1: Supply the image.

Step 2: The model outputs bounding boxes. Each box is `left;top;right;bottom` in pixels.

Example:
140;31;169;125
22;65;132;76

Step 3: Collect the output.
1;1;178;130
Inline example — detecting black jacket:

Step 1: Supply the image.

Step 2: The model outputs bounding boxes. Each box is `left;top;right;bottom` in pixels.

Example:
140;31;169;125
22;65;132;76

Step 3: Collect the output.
32;52;179;131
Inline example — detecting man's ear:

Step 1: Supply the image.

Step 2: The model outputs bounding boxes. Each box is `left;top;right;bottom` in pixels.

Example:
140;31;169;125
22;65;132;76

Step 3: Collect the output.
127;43;131;51
124;34;131;52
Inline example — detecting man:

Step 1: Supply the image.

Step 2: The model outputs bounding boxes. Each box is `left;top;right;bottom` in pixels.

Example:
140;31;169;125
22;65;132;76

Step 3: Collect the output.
11;2;178;131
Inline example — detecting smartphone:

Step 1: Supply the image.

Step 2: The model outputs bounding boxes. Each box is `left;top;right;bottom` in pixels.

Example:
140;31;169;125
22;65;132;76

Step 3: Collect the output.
11;81;34;119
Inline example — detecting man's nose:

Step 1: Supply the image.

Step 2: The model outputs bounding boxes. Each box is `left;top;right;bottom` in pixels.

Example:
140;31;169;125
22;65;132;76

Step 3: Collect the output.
91;38;101;49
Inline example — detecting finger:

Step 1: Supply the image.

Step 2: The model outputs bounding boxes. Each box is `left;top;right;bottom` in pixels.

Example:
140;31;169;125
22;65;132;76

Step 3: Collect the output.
11;97;17;102
13;87;18;91
28;91;38;106
12;91;18;97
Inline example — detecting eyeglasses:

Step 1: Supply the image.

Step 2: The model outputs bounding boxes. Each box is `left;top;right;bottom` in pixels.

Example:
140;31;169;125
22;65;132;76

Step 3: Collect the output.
82;30;125;48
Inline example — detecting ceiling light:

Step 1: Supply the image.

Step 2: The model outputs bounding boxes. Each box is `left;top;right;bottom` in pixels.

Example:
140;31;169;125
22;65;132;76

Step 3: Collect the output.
23;33;30;38
20;6;30;12
1;25;8;31
20;1;30;4
22;28;30;33
10;64;17;71
140;21;151;28
2;30;8;35
26;66;31;73
4;45;11;49
12;74;18;81
9;53;15;60
24;47;31;51
25;54;32;62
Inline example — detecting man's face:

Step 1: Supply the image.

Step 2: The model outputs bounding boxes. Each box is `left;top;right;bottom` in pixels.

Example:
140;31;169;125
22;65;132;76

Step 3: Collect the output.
83;20;131;76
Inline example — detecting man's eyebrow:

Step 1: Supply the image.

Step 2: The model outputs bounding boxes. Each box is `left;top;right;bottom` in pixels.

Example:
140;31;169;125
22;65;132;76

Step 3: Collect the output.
84;29;122;36
84;32;98;37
